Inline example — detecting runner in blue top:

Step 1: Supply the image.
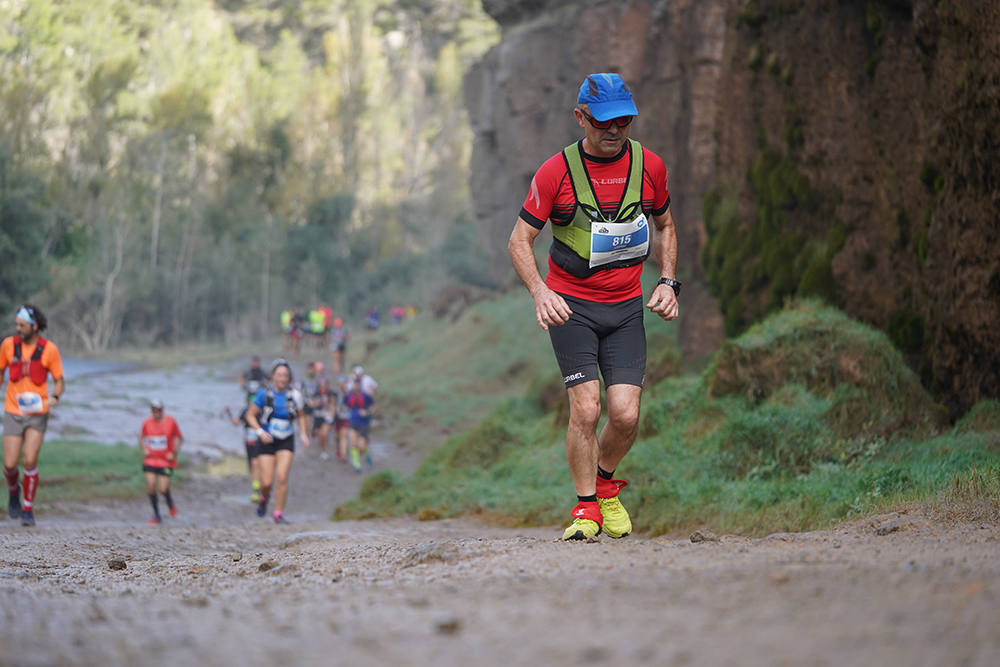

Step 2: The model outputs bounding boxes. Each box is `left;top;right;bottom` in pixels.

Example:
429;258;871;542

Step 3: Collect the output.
343;379;375;473
244;359;309;523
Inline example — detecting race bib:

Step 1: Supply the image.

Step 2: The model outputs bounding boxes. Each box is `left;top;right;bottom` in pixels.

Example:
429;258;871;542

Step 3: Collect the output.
589;213;649;269
145;435;169;451
268;418;294;439
16;392;44;415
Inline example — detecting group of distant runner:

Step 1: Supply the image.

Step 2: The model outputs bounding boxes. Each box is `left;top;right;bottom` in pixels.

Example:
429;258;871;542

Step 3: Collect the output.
226;354;378;524
0;300;381;527
280;304;415;361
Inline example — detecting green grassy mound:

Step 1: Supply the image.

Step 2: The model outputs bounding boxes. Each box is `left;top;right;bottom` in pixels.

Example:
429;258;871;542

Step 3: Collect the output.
337;298;1000;536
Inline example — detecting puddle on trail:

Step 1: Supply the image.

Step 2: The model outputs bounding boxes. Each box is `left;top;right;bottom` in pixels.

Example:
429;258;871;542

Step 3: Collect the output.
7;357;265;459
5;356;399;465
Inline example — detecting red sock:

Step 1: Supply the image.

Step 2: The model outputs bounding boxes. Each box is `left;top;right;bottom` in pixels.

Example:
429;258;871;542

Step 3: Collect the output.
3;467;18;492
22;469;38;510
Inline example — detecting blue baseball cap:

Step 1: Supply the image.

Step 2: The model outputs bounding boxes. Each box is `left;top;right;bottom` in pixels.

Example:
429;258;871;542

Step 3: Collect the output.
577;73;638;121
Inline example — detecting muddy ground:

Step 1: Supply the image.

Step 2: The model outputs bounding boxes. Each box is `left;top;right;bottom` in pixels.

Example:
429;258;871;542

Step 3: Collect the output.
2;358;999;666
1;440;998;667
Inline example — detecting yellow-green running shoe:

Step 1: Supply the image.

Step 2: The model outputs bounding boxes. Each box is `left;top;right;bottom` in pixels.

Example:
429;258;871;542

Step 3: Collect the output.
596;476;631;538
562;518;600;541
562;501;603;541
598;496;631;538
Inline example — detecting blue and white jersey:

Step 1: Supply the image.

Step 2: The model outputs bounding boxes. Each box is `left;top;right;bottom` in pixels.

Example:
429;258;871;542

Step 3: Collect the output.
253;387;303;440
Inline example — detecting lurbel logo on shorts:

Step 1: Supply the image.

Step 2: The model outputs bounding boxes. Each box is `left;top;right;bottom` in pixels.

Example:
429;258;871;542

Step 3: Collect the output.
564;372;586;384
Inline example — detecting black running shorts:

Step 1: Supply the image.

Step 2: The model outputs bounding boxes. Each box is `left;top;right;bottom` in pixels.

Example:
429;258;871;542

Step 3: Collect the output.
257;436;295;456
142;465;175;477
245;439;260;462
548;293;646;388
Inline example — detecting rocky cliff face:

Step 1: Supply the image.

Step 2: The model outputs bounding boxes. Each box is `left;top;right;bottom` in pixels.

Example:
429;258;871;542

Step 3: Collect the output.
465;0;998;414
711;0;999;415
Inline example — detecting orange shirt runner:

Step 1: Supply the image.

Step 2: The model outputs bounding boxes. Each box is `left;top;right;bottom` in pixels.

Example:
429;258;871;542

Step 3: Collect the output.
0;337;64;416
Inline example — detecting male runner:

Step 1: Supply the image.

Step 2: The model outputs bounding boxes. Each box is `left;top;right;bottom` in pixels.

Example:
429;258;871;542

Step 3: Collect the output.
343;379;375;473
240;355;268;399
140;399;183;524
237;355;267;500
508;73;680;540
0;304;64;527
351;364;378;397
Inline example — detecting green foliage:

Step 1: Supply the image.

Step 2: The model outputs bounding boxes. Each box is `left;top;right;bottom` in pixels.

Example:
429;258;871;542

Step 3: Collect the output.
435;221;497;290
337;295;995;536
737;0;767;29
0;143;48;316
439;398;536;468
710;397;826;479
747;43;763;71
151;84;213;136
0;0;501;348
359;469;403;500
887;309;924;355
703;148;842;336
30;439;155;504
933;463;1000;523
953;399;1000;434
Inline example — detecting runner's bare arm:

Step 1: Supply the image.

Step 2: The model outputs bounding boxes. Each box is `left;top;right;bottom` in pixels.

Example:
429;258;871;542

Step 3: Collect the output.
168;435;182;462
508;217;572;331
51;376;64;405
297;412;310;449
646;206;680;321
245;404;274;444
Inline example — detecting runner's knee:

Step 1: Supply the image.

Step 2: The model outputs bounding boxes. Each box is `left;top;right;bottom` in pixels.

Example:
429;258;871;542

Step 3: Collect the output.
568;396;601;430
606;404;639;433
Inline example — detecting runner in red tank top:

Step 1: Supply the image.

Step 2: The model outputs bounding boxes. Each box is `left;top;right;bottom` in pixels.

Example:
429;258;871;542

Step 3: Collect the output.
508;73;681;541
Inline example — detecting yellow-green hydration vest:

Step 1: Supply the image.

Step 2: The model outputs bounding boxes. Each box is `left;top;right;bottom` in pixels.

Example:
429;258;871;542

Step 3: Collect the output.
549;139;649;278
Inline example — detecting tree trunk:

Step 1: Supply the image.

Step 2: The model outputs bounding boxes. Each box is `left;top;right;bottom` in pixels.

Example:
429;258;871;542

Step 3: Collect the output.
150;139;166;271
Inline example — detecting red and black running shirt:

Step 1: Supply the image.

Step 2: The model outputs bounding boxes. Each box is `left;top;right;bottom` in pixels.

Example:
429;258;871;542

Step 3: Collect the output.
519;140;670;302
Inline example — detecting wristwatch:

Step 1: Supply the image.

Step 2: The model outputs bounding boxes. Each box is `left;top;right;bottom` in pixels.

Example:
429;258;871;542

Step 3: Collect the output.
657;277;682;296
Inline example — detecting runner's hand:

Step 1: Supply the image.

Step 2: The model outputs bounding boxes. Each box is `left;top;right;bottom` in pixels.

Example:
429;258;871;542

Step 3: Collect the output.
646;284;679;321
532;287;572;330
301;434;311;450
259;431;274;444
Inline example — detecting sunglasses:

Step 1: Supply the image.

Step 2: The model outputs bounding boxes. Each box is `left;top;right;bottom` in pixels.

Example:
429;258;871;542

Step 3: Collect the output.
580;110;634;130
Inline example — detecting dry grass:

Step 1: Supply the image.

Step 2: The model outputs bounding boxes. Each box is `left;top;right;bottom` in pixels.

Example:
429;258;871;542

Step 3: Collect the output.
925;465;1000;524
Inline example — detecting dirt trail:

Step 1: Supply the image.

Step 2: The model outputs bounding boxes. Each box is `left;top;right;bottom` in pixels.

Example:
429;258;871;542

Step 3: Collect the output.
1;431;998;667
